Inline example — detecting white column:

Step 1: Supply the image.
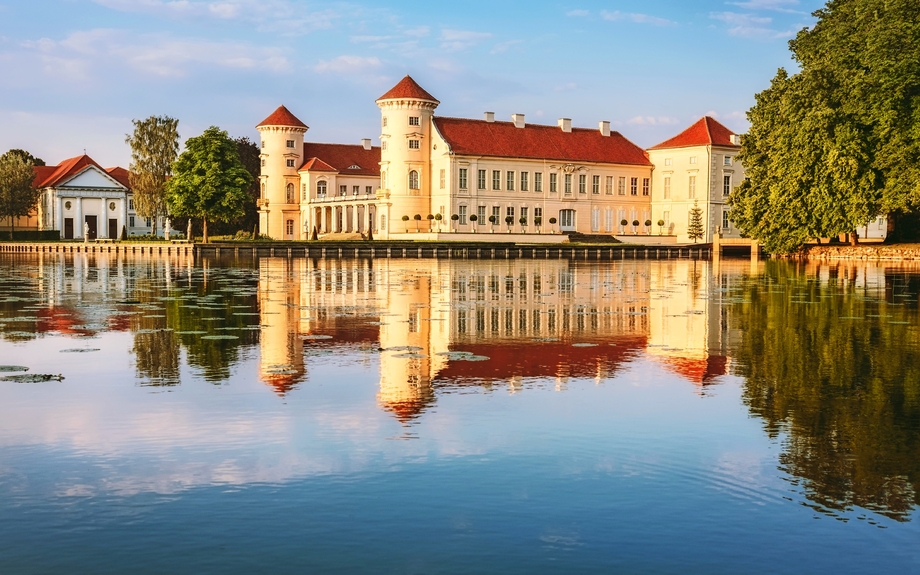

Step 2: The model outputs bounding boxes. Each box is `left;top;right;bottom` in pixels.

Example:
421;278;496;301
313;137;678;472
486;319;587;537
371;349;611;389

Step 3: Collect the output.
352;205;359;233
75;198;83;239
56;195;64;234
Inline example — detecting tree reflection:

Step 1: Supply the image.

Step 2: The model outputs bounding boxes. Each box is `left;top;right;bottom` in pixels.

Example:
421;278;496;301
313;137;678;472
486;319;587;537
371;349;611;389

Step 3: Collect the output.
731;261;920;520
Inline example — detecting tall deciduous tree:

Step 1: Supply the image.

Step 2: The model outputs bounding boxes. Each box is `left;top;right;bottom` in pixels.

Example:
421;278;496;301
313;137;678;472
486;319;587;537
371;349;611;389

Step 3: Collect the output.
126;115;179;236
7;149;45;167
730;0;920;252
0;150;40;239
166;126;252;244
234;136;261;233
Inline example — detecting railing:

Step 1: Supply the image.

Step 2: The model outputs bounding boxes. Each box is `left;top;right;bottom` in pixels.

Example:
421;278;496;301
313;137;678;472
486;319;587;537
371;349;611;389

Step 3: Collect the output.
310;194;377;203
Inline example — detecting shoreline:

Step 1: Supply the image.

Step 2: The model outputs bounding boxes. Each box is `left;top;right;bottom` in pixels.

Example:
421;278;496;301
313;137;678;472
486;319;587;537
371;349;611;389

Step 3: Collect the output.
800;244;920;261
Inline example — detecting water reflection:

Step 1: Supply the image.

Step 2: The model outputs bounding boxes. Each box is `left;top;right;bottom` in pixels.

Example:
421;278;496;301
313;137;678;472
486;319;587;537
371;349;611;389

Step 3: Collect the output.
1;253;919;523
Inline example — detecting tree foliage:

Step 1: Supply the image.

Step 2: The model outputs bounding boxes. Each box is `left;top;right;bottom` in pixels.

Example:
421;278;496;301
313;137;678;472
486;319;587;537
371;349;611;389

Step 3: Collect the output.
687;201;704;242
165;127;253;243
126;115;179;235
7;149;44;167
0;150;41;238
730;0;920;252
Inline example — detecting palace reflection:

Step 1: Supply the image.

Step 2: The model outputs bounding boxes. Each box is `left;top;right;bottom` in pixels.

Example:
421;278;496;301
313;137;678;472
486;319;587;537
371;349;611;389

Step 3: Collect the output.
256;257;755;417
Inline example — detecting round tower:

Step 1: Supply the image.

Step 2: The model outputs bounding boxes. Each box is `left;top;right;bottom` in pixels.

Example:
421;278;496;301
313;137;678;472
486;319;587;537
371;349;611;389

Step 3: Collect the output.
376;76;439;238
256;105;308;240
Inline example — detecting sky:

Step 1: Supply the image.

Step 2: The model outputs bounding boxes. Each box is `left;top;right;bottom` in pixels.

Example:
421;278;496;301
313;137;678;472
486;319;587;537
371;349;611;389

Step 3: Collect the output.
0;0;824;168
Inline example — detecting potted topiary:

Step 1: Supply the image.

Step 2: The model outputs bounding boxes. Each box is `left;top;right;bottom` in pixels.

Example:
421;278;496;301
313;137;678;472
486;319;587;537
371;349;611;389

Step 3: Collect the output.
534;216;542;233
519;216;527;232
632;219;640;234
657;219;665;235
644;219;652;235
450;213;459;232
426;213;434;231
488;214;498;232
620;219;628;234
413;213;422;231
402;215;410;232
504;215;514;233
549;216;557;234
435;213;443;232
469;213;478;232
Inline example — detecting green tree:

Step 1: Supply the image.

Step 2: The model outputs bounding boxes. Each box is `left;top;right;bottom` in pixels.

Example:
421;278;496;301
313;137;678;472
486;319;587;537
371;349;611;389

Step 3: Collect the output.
166;126;253;244
7;149;45;166
0;150;40;239
687;201;704;243
126;116;179;236
731;0;920;251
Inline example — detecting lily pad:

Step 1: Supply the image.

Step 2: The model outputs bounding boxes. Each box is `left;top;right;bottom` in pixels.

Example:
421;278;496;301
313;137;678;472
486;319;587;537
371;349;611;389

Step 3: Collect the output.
201;335;239;340
393;353;427;359
0;366;29;372
572;343;599;348
60;348;100;353
301;334;333;340
1;374;64;383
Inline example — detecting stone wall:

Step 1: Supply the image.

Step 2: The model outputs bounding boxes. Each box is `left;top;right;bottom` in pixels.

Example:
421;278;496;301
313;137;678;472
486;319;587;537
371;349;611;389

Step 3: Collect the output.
804;244;920;261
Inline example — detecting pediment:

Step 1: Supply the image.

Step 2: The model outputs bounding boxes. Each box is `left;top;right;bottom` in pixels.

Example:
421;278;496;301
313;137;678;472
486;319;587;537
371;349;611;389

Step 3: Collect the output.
59;166;127;190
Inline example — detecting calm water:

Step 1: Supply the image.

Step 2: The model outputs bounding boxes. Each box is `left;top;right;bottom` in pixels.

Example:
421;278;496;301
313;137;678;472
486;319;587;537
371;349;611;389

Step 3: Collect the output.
0;253;918;574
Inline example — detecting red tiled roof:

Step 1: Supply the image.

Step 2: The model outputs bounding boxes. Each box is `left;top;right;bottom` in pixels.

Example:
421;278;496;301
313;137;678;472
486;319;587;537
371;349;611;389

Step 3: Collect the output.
648;116;739;150
106;167;131;188
660;354;728;385
300;143;381;176
377;75;439;103
256;105;308;129
32;155;127;189
433;117;653;166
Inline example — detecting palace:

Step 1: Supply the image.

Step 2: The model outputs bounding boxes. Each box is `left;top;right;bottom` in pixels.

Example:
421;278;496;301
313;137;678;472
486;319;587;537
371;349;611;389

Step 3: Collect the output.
256;75;751;244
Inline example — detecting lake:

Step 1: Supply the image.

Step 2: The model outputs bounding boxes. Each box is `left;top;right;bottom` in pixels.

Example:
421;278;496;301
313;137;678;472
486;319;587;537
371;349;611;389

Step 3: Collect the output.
0;253;918;574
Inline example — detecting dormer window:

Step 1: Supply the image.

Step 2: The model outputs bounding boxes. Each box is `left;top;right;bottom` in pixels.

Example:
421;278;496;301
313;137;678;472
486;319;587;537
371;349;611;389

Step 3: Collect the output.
409;116;420;126
286;140;295;148
348;164;361;170
408;140;420;150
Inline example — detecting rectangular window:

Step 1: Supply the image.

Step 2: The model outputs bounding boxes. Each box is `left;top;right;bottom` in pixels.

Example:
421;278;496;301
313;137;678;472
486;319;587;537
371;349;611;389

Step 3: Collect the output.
722;210;731;229
534;172;543;192
408;140;420;149
630;177;638;196
664;177;671;199
564;174;572;195
261;141;266;149
366;186;373;195
689;175;697;198
521;207;528;222
146;218;151;227
605;176;613;195
129;216;135;227
520;172;529;191
492;170;501;190
550;173;558;193
459;205;467;224
724;156;732;166
353;186;360;195
506;206;515;219
286;219;294;235
492;206;500;221
286;140;294;148
618;177;626;195
592;175;600;194
507;170;515;191
665;158;672;166
409;116;420;126
689;156;697;165
340;185;347;195
723;174;732;195
478;169;486;190
591;208;600;232
286;159;295;167
382;117;388;127
440;169;446;189
128;199;134;210
534;207;542;219
477;205;486;222
642;178;650;196
577;174;585;194
459;168;468;190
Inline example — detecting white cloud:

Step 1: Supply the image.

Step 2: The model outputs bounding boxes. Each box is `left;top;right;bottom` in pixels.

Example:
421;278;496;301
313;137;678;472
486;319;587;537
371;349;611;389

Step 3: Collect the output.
490;40;523;55
710;12;795;39
554;82;577;92
440;29;493;52
313;55;381;74
601;10;675;26
726;0;804;13
404;26;430;38
566;9;589;17
627;116;680;126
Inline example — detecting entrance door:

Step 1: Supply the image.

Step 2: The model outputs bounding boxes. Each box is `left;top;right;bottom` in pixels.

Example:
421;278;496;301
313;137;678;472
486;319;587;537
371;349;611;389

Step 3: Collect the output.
559;209;576;232
85;215;97;240
64;218;74;240
108;218;118;240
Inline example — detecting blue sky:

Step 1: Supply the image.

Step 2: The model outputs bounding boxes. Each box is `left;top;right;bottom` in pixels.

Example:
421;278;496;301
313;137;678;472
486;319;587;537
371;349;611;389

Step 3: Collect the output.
0;0;822;167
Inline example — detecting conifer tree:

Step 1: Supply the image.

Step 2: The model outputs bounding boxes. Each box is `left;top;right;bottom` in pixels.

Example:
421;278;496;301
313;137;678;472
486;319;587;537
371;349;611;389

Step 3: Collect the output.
687;201;704;243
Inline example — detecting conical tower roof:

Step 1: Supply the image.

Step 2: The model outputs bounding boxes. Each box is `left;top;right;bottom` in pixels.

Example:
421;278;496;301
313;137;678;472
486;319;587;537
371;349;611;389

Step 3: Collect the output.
256;105;308;129
377;75;439;104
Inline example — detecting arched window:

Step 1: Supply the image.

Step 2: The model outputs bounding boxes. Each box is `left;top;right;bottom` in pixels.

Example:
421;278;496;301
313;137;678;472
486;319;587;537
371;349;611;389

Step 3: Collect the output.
317;181;327;196
286;183;295;203
409;170;419;190
260;182;265;198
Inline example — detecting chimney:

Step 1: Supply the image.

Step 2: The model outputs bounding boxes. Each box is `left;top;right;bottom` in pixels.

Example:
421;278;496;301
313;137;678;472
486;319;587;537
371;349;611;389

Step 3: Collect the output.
484;111;495;123
361;138;372;150
512;114;525;128
599;121;610;137
558;118;572;133
730;134;741;145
